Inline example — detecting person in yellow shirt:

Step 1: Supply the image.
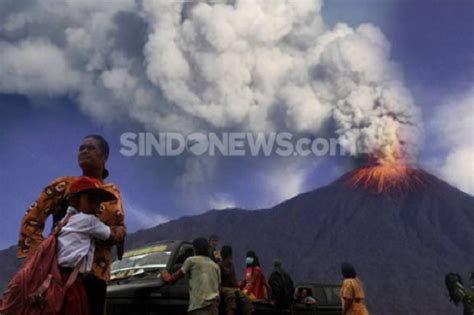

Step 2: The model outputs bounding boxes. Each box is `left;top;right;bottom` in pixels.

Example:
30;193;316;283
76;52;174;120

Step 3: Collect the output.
340;263;369;315
16;134;126;315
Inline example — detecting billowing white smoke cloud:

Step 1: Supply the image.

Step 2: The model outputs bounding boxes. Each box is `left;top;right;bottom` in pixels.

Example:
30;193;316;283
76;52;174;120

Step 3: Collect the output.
0;39;80;95
0;0;421;162
143;1;421;161
432;88;474;195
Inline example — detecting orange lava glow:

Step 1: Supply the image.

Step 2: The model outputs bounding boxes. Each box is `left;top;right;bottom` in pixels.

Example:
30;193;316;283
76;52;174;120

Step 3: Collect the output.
345;162;426;194
343;131;429;193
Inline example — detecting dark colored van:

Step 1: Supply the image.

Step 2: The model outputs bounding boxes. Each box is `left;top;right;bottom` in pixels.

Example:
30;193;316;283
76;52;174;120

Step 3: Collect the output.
106;241;341;315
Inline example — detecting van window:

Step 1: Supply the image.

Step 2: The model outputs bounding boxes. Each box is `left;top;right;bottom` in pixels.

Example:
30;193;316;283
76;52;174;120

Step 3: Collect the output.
175;244;194;265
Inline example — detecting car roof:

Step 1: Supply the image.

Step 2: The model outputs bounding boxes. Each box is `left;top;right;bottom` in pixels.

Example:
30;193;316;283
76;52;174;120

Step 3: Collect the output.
122;240;192;257
296;282;342;288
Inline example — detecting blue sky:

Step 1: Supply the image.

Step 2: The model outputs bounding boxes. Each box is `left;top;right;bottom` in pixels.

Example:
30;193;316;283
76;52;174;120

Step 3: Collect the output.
0;0;472;249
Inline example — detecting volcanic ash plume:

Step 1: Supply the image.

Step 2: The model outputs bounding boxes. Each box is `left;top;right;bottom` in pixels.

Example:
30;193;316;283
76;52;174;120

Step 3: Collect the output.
0;0;421;163
144;1;422;162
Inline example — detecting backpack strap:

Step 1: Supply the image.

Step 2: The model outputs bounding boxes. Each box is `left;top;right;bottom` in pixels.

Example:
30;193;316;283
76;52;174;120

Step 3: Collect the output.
28;255;86;312
29;212;80;304
28;274;53;304
52;212;74;237
64;258;84;290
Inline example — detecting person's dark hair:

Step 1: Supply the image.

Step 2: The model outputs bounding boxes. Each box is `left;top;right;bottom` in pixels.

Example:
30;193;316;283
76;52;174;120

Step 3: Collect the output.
193;237;210;256
66;193;80;207
341;262;357;279
66;191;100;210
84;134;110;179
272;259;282;268
221;245;232;260
246;250;260;267
209;234;219;241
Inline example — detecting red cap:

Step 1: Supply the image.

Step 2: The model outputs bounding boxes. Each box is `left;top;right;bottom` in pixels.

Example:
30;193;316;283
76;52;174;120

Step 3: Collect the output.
67;176;117;202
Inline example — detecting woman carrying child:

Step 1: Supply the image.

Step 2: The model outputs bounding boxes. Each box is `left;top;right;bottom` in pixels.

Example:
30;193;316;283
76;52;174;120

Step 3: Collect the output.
17;134;126;315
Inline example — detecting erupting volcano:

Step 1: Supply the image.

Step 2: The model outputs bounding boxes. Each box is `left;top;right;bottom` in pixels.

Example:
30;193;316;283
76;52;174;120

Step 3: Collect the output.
344;162;428;193
342;136;427;194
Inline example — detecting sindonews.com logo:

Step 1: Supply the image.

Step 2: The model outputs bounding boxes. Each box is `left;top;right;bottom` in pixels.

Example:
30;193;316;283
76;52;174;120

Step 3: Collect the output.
120;132;355;157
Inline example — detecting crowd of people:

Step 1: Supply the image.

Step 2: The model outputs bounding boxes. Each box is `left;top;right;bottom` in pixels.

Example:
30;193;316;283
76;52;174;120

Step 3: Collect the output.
162;235;369;315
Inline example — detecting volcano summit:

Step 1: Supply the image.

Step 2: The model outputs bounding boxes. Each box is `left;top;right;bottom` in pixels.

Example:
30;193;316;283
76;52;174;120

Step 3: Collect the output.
344;163;430;194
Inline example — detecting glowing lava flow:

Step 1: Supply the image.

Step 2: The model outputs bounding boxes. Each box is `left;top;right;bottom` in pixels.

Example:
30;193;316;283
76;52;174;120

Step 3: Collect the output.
344;162;427;194
342;130;429;193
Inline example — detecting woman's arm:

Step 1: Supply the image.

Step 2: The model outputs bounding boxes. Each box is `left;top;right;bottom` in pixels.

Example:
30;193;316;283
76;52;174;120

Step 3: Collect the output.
239;269;249;290
342;298;353;315
102;188;126;244
247;269;258;292
17;177;69;258
95;186;127;259
341;280;355;315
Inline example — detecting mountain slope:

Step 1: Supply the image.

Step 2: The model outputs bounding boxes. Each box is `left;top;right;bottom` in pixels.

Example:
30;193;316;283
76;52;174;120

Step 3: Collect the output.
125;169;473;314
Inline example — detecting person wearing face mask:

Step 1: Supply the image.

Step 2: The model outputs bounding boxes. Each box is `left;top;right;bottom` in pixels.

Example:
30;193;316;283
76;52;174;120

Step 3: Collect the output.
240;250;271;302
218;246;253;315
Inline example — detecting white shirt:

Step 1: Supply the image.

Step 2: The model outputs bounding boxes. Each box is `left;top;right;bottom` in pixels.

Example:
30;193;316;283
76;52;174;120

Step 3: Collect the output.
57;206;111;273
